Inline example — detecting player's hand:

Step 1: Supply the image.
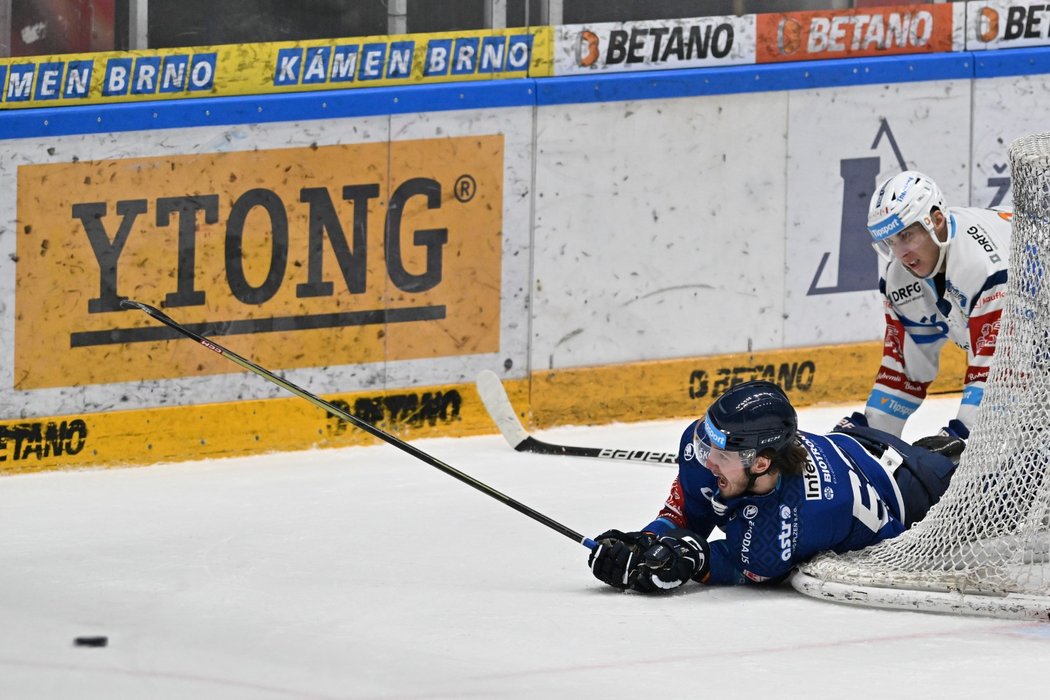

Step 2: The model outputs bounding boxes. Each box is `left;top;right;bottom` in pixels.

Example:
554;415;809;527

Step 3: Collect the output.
632;529;710;593
834;411;868;432
588;529;656;590
913;420;968;465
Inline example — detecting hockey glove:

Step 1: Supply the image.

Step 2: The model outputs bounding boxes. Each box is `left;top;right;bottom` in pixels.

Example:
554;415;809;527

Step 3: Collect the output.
588;530;656;590
834;411;868;433
913;438;966;468
914;420;969;465
632;529;710;593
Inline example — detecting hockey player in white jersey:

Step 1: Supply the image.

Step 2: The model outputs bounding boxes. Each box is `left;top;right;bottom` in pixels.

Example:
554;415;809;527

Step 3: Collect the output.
842;171;1013;447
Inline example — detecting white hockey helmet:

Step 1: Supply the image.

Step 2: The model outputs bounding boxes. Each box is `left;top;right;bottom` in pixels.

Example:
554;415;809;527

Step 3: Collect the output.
867;171;950;278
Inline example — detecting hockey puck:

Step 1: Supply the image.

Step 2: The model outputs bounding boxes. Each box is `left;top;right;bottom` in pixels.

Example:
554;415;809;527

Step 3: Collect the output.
73;636;108;648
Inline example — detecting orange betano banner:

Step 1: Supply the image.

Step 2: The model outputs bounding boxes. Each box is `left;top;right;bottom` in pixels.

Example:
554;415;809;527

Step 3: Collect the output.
756;3;958;62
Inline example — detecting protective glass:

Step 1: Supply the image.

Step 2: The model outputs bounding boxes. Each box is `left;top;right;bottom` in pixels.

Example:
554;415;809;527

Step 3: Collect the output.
692;420;755;472
869;220;936;263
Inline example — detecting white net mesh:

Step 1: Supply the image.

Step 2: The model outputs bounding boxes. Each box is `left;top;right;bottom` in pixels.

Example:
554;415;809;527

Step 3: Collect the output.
794;132;1050;619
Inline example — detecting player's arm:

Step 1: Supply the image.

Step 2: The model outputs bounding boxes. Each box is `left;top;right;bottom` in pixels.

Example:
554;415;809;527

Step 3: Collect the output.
589;469;718;590
862;286;945;436
640;421;720;539
588;423;717;591
952;272;1008;438
643;475;717;538
701;539;792;586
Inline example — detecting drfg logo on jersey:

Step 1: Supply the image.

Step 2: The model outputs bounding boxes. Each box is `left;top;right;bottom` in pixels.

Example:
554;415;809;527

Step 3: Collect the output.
15;136;505;388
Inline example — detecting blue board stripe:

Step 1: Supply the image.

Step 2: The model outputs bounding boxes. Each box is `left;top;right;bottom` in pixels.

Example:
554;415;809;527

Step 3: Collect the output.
537;52;975;105
1;48;1048;140
972;46;1050;78
0;79;538;139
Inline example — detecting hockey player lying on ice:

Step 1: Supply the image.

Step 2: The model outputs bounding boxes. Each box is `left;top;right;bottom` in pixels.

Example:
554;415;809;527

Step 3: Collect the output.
589;381;962;591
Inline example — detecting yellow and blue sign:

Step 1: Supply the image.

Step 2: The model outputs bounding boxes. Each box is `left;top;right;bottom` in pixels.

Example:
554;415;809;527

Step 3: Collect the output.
0;27;552;110
273;34;536;86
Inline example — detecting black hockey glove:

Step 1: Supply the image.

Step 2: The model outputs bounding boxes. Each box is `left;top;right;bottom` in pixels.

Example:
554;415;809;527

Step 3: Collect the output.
632;529;710;593
912;435;966;465
914;419;968;466
588;529;656;590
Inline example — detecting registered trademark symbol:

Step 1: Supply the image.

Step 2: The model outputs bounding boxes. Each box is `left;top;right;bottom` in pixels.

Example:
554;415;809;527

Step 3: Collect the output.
454;174;477;203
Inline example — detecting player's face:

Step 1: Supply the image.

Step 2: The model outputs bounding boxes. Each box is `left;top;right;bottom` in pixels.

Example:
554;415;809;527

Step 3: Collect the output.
885;222;941;277
704;448;753;498
693;427;754;498
884;211;948;278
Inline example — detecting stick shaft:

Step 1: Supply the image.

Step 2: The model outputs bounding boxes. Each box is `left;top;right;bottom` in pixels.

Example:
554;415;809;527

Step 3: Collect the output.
122;300;596;550
476;370;678;465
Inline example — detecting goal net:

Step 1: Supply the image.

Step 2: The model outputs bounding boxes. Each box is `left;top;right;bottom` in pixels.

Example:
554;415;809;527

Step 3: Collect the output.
792;131;1050;620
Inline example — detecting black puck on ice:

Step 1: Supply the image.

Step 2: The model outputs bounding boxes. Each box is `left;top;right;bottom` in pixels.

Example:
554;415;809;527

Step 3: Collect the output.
74;636;108;648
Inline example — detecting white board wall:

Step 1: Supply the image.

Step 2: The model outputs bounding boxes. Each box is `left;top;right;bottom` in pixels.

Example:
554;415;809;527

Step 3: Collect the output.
2;57;1049;418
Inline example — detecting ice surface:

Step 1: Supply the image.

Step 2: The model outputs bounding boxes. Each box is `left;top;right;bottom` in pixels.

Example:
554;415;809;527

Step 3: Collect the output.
2;395;1047;699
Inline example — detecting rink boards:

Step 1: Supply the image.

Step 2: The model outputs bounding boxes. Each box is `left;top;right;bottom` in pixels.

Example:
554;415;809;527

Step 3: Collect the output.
0;341;965;474
1;14;1043;472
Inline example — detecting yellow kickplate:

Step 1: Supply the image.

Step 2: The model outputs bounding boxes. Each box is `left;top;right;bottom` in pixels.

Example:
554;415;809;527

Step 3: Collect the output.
1;340;964;474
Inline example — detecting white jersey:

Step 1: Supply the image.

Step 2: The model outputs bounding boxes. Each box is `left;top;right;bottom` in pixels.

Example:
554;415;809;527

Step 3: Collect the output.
864;206;1013;437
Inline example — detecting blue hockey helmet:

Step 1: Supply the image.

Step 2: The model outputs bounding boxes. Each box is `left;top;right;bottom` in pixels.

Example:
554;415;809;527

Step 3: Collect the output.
701;381;797;455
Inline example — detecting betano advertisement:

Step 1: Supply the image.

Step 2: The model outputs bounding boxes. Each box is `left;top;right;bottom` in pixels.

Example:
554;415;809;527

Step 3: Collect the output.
0;26;552;109
552;2;978;74
15;136;504;388
552;15;756;75
6;3;1050;101
550;1;1050;74
965;1;1050;49
754;3;963;62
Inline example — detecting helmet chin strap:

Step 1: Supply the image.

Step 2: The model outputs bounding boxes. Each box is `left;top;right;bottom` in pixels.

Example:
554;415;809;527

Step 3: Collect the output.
743;466;762;492
921;236;950;280
743;457;773;493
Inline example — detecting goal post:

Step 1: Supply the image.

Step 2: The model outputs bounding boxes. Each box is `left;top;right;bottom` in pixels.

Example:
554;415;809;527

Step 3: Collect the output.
792;131;1050;621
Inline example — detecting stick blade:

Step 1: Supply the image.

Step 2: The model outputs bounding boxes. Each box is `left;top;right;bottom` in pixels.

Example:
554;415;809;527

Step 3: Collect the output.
476;370;530;449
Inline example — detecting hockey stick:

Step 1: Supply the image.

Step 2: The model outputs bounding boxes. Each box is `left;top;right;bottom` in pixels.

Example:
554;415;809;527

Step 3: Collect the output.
120;300;596;551
476;370;678;465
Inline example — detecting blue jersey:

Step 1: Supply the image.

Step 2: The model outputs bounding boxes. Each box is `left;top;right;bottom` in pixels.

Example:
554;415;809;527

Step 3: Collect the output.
644;421;907;585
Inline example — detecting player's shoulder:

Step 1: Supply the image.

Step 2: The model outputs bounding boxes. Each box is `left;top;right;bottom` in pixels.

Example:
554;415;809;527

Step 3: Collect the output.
677;419;700;455
677;419;713;482
946;207;1010;292
794;431;858;496
950;206;1013;251
951;205;1013;226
